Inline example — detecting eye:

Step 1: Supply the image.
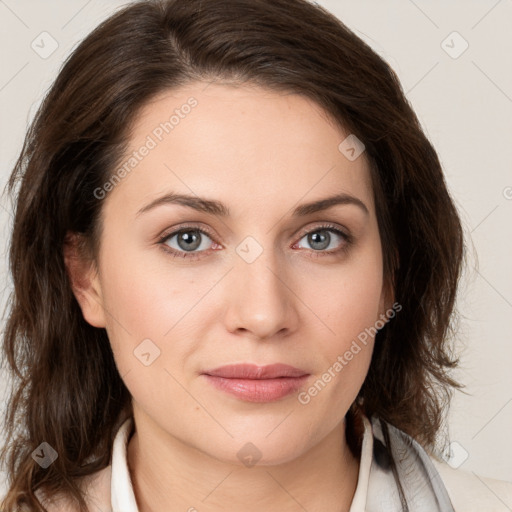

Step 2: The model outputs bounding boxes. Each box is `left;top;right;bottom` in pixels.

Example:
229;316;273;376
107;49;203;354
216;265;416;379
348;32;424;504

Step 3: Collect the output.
158;226;218;260
293;224;352;257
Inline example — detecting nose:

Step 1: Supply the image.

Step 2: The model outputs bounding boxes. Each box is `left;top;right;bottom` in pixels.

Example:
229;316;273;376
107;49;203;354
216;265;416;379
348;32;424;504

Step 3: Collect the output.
223;246;300;340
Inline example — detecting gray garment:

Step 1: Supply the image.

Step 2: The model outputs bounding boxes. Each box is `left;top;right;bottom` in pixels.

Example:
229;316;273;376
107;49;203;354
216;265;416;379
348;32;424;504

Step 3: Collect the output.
366;416;455;512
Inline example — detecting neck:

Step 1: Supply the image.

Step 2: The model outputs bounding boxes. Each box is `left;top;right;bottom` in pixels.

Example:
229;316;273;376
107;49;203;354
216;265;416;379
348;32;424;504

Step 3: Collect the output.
127;408;361;512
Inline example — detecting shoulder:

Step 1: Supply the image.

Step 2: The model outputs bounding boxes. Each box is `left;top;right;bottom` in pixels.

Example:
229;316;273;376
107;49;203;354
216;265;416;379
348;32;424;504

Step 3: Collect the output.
430;456;512;512
35;465;112;512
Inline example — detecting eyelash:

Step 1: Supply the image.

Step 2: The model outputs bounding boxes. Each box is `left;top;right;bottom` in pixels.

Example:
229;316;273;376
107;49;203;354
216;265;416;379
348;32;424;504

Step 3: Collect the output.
157;223;353;261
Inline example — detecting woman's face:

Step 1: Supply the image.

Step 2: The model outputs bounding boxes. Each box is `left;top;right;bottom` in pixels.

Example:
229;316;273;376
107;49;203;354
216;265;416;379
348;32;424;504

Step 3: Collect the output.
77;81;389;464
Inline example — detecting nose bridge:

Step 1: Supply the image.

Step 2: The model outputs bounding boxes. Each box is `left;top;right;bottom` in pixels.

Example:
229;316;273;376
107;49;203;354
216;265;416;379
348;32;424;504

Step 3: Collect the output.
225;233;297;338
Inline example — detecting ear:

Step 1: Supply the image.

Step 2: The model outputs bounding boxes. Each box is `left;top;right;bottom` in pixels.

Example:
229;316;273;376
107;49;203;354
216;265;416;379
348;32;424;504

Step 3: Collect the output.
63;232;107;328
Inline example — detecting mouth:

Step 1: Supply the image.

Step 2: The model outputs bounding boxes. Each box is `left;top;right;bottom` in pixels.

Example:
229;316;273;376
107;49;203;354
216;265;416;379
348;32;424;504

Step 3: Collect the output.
201;363;310;403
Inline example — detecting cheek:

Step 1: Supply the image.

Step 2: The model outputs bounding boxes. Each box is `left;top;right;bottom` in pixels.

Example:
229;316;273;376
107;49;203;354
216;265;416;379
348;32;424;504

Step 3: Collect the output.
318;243;384;342
97;238;218;375
96;237;168;359
297;278;381;421
97;247;202;415
101;263;170;341
307;241;384;389
99;233;190;331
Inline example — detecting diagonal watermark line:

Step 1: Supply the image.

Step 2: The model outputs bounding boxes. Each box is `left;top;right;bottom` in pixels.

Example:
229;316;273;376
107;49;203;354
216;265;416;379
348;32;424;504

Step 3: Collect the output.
0;0;29;29
163;367;234;438
265;470;309;511
201;80;214;93
201;470;235;502
476;270;512;308
472;397;512;439
471;0;504;30
163;267;234;337
471;471;512;510
266;408;295;438
120;368;132;380
265;266;336;335
0;62;29;92
61;0;92;29
88;292;133;337
407;0;439;29
472;61;512;104
0;200;13;219
470;204;499;233
406;61;439;96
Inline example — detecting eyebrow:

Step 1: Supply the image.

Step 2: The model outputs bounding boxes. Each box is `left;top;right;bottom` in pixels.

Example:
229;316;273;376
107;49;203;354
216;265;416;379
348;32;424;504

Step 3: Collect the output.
135;191;369;218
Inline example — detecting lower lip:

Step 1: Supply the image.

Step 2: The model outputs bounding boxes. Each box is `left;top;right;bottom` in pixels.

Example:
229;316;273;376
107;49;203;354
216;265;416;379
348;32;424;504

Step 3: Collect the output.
203;374;310;402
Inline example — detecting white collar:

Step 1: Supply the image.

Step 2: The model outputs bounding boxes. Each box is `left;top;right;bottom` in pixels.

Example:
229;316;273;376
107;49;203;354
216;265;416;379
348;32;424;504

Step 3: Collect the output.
110;414;373;511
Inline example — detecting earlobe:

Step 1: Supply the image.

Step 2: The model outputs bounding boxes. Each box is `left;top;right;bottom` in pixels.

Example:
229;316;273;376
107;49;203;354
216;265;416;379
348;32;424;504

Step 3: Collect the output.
63;232;107;328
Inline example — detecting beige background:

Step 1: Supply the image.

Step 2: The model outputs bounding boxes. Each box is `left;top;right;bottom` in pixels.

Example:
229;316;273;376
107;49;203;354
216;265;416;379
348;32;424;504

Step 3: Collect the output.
1;0;511;496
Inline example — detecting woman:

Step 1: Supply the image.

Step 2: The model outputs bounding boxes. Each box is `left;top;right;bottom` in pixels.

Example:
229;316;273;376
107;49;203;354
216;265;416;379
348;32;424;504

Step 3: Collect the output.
1;0;510;511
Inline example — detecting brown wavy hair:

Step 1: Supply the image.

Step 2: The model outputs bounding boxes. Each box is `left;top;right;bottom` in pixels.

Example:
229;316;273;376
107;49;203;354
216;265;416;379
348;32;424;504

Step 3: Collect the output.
1;0;466;510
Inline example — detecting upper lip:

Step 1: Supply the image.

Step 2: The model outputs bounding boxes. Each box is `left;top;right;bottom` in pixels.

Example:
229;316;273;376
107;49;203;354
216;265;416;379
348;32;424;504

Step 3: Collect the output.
203;363;308;379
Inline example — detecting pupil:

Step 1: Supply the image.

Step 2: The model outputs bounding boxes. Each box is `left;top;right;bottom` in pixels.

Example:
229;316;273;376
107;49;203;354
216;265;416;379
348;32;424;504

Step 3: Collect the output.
179;231;201;251
310;230;329;250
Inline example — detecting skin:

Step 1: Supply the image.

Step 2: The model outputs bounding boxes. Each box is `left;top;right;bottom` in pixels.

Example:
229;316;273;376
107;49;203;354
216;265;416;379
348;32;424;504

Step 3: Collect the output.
66;81;392;512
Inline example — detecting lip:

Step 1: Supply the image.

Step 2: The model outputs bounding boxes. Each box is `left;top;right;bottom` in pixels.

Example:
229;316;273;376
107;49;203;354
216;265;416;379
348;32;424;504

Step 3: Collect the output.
203;363;308;379
202;363;310;402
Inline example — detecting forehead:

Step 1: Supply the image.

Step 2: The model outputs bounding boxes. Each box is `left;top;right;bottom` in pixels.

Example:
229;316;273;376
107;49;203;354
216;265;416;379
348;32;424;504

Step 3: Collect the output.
104;81;374;219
